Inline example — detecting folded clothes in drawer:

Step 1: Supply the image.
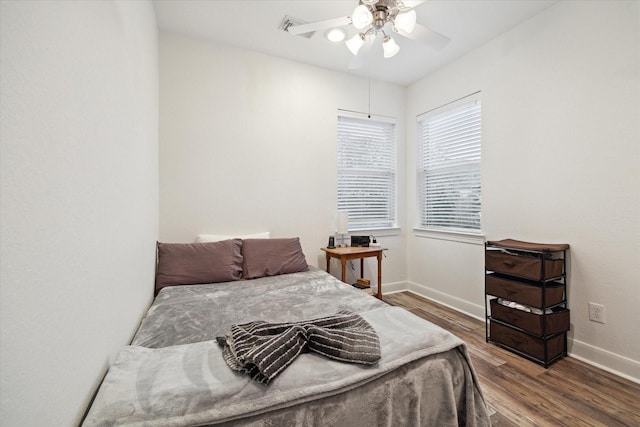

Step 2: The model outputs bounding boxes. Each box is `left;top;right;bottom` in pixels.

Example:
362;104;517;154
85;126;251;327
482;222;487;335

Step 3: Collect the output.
486;274;565;309
485;250;564;280
490;322;566;362
490;299;570;336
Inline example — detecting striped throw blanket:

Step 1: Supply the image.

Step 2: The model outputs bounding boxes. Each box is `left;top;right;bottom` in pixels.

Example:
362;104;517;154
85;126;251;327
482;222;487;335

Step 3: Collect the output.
216;310;381;384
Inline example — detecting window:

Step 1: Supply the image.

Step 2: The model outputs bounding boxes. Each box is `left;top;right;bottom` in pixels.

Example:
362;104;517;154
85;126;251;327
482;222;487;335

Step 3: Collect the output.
417;95;481;233
337;112;396;230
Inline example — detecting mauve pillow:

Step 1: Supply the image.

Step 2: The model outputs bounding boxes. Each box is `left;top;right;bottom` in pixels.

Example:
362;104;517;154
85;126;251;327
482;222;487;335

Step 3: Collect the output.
242;237;308;279
155;239;243;293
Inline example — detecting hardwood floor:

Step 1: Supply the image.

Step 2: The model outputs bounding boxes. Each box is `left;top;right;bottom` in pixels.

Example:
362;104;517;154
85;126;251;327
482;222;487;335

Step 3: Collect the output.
382;291;640;427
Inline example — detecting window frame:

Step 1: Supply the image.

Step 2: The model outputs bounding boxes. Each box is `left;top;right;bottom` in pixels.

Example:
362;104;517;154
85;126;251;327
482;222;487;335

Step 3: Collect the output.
415;93;483;241
337;110;398;232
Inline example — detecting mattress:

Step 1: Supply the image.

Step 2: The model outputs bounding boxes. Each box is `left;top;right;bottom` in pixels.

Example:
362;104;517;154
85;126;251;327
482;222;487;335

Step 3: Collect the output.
83;267;491;426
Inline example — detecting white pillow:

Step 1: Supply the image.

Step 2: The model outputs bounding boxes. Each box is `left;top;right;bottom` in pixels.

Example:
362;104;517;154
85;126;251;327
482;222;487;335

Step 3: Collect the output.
194;232;270;243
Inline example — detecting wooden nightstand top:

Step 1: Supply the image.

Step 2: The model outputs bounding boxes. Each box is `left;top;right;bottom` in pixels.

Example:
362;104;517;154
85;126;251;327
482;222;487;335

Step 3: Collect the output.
321;246;384;256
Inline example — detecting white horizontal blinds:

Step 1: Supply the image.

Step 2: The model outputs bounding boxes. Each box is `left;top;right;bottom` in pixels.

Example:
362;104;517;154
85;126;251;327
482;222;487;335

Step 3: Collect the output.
338;114;396;230
418;97;481;232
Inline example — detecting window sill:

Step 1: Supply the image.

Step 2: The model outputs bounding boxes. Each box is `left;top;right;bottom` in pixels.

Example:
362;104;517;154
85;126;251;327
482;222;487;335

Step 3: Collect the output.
413;228;485;245
347;227;401;237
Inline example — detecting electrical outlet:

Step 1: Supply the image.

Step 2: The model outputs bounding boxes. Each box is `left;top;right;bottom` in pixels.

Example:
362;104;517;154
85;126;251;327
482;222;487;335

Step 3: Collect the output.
589;302;605;323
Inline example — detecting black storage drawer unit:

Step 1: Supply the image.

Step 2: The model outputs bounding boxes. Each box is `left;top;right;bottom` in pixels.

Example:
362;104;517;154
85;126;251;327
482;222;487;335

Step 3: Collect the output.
489;322;566;362
485;250;564;280
485;274;565;309
489;299;570;336
485;239;570;368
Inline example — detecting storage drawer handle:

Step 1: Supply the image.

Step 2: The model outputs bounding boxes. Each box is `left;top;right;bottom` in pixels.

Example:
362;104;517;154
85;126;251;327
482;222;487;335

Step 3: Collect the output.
503;260;516;267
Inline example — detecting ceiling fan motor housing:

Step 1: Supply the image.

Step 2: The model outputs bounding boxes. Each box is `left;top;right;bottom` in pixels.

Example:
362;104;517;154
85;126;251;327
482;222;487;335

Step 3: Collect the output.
360;0;405;31
373;10;388;30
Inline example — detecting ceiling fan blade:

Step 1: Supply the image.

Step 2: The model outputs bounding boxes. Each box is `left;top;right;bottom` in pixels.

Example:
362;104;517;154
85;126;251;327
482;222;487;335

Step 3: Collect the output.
287;16;352;35
397;23;451;51
401;0;425;10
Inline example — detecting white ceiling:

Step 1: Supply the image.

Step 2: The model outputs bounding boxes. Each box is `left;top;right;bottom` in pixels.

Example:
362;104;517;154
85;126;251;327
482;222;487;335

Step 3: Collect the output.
153;0;557;87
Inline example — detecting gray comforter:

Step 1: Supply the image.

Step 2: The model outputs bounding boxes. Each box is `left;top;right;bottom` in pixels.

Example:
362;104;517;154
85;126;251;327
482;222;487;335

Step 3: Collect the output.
83;267;491;426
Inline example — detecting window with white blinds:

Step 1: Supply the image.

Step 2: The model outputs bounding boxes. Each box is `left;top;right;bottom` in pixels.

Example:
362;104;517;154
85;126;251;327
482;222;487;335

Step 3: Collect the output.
337;113;396;230
417;95;481;233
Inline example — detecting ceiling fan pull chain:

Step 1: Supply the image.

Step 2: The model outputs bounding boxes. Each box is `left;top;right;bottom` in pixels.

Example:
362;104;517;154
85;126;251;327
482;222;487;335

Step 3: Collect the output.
368;46;372;119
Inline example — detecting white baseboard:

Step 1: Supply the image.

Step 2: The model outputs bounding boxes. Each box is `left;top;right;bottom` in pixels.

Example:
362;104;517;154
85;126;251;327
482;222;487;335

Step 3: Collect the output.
380;280;409;294
403;280;485;321
383;281;640;385
569;339;640;384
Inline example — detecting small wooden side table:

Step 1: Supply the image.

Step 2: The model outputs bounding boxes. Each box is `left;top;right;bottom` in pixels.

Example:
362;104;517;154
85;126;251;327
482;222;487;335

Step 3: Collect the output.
321;246;385;300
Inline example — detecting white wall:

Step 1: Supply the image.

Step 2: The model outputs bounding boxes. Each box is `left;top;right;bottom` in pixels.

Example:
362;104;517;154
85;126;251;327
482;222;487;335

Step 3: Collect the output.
159;32;407;286
406;1;639;380
0;1;159;425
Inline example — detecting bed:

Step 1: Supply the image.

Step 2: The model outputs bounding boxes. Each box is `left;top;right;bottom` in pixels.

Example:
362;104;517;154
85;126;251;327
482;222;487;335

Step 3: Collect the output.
82;238;491;426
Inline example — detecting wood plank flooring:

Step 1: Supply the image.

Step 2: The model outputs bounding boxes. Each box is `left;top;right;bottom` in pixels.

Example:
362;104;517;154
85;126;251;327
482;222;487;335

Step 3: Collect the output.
382;291;640;427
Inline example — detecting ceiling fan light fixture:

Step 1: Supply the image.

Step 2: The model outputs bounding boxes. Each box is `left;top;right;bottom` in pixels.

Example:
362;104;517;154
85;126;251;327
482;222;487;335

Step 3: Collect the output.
351;4;373;30
395;10;417;34
324;27;347;42
346;33;365;55
382;35;400;58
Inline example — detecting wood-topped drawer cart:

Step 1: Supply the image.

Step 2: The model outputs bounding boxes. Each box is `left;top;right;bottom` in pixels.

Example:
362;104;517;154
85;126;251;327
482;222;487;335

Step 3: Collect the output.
485;239;570;367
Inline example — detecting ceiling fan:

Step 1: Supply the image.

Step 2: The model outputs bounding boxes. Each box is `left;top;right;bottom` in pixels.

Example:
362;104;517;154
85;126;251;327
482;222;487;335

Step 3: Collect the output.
285;0;450;68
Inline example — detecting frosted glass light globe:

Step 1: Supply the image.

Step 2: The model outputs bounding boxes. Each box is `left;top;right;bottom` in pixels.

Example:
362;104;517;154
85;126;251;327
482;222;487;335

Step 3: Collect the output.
352;5;373;30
